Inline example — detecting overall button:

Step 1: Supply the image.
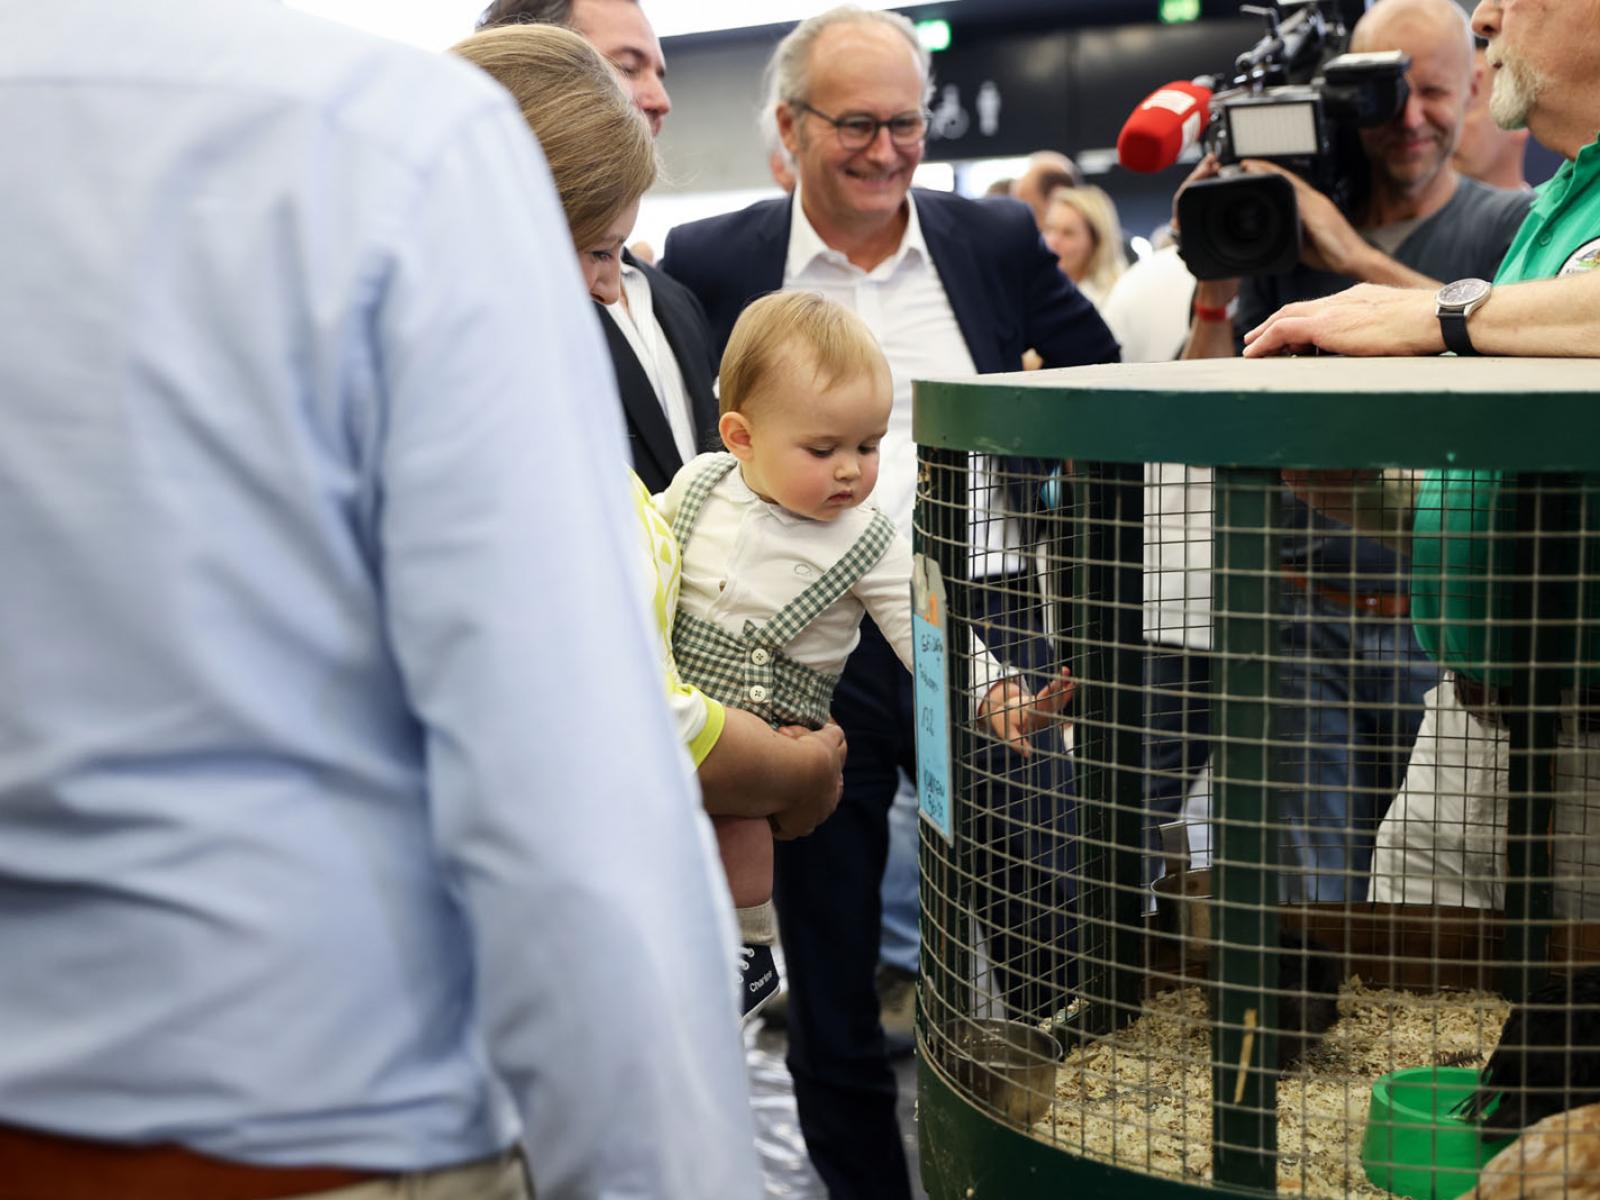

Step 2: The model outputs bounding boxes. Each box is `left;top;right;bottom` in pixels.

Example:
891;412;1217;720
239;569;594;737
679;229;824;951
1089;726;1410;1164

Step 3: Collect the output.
750;648;771;666
749;685;769;702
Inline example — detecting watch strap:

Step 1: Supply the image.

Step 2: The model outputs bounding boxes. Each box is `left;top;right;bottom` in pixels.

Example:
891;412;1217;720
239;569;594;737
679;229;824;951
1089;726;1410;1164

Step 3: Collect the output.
1439;310;1479;356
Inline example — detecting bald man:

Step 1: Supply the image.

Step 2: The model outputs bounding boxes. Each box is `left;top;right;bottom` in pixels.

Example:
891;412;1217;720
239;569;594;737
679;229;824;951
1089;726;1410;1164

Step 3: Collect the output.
1012;149;1083;228
1182;0;1535;902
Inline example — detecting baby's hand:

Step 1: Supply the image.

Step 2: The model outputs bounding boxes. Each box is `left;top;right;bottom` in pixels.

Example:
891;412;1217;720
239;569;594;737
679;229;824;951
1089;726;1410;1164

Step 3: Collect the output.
979;667;1075;759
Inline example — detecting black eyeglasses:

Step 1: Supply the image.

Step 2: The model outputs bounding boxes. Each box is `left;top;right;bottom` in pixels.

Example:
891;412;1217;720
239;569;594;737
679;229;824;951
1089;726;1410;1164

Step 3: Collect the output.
790;101;928;150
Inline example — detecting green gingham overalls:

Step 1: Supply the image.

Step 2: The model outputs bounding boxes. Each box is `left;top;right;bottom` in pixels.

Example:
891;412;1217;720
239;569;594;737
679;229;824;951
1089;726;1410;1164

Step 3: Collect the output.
670;453;896;730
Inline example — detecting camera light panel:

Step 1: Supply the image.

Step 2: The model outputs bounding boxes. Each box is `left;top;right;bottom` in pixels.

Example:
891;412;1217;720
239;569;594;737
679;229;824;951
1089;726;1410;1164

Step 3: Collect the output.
1226;100;1320;159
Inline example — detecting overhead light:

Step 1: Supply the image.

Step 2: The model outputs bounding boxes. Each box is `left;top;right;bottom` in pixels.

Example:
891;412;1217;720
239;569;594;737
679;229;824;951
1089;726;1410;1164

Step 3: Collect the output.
915;19;952;52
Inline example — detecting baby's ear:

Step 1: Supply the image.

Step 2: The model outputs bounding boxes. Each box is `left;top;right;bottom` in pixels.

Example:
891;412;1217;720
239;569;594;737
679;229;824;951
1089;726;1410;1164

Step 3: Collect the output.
719;411;755;460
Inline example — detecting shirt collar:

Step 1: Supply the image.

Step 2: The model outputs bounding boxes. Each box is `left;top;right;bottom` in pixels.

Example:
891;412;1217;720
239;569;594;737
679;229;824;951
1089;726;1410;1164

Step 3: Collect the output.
784;185;928;280
724;460;818;527
1569;135;1600;184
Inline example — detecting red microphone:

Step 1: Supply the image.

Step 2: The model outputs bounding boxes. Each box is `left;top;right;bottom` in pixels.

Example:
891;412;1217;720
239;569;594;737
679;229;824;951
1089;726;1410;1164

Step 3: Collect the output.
1116;81;1213;173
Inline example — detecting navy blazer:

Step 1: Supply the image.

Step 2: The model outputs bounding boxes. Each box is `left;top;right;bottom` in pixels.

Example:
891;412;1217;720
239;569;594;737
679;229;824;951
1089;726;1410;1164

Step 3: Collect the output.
599;253;721;496
659;188;1120;373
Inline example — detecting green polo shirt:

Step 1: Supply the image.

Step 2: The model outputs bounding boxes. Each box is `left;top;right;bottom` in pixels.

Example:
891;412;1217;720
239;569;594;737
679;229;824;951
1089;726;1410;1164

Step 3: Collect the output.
1411;138;1600;684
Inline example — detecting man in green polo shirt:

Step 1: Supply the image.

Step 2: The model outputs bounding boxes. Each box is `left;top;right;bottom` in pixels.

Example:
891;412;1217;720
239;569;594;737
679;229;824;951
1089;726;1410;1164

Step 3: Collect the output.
1241;0;1600;914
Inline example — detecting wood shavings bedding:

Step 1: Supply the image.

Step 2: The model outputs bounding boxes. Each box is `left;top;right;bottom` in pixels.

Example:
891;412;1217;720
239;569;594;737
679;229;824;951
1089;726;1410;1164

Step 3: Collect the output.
1034;980;1512;1198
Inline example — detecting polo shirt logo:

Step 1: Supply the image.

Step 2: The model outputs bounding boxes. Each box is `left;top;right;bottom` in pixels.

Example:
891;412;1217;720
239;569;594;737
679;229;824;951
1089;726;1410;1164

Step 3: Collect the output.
1560;237;1600;275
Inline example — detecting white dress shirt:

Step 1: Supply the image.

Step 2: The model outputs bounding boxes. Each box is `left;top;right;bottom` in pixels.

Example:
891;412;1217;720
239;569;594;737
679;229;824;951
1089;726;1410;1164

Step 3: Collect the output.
1100;246;1213;651
607;262;699;464
0;4;759;1193
781;192;1023;579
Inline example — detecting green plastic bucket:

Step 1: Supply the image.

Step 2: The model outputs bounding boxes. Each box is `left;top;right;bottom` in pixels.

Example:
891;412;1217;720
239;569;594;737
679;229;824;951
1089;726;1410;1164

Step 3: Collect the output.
1361;1067;1513;1200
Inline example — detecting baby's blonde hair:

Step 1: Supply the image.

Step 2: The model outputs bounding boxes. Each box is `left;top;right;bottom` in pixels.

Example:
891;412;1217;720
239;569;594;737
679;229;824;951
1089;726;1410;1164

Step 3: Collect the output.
720;291;887;416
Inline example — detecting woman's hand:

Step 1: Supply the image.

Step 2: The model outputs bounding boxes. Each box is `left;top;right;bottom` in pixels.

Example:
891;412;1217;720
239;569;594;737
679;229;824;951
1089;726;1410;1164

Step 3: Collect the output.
767;722;846;840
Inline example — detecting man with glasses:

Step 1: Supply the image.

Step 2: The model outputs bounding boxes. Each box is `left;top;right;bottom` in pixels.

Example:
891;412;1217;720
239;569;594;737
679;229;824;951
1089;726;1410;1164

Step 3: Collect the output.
662;7;1119;1196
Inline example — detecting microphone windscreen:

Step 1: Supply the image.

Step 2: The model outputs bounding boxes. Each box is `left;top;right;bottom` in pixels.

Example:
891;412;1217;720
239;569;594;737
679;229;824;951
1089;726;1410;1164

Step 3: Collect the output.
1116;82;1212;173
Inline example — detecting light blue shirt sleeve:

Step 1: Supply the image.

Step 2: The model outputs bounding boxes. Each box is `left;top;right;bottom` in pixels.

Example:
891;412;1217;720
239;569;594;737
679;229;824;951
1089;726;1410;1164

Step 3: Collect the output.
0;3;759;1195
374;103;763;1199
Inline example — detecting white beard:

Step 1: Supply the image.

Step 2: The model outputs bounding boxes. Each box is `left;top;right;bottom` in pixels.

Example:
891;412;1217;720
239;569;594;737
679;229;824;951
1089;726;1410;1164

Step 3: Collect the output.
1488;51;1546;131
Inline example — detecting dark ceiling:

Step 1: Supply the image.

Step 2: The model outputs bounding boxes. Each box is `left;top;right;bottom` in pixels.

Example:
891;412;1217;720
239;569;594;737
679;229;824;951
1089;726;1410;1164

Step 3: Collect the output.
665;2;1373;49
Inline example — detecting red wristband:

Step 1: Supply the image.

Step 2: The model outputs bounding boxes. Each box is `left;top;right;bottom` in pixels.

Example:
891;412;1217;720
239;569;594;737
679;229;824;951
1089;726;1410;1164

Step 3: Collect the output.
1193;300;1232;323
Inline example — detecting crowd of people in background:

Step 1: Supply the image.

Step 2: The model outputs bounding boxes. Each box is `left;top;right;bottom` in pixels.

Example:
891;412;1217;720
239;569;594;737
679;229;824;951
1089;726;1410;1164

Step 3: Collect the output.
1;0;1597;1197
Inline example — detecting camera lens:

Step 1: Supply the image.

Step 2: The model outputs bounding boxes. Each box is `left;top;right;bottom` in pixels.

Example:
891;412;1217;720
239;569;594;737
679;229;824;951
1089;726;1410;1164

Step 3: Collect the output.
1205;191;1285;271
1175;172;1301;280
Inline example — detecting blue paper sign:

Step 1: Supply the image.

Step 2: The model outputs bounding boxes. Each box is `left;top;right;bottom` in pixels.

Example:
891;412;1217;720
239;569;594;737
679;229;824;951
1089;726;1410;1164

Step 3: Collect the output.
912;557;954;845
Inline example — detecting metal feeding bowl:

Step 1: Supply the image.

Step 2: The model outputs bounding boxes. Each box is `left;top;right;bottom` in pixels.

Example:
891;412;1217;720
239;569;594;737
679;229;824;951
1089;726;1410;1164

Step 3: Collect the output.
945;1018;1063;1125
1152;867;1214;962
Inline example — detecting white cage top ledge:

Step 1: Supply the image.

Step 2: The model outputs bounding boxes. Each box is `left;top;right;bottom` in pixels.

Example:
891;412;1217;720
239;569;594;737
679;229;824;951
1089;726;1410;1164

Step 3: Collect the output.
915;356;1587;397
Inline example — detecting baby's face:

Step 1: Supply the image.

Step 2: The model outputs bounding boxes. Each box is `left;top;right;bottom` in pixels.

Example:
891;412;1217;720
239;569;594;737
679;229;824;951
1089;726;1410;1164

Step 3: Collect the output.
739;364;892;522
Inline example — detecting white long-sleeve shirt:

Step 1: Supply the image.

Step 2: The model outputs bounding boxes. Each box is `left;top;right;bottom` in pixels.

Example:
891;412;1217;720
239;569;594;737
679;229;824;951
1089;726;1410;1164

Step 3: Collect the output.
658;454;1003;694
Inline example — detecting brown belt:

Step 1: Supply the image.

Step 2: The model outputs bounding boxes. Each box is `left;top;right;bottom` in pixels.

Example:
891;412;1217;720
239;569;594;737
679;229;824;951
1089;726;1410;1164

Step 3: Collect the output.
1455;675;1600;734
1283;569;1410;618
0;1122;388;1200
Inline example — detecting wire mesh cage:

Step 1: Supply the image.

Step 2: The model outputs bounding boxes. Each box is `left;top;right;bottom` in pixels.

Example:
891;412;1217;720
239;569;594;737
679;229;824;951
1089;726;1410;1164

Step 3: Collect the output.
911;358;1600;1200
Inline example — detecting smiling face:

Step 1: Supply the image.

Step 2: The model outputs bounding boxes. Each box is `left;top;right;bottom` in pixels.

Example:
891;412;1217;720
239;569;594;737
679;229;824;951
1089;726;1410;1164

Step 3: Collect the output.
1353;5;1474;199
571;0;670;136
720;351;892;522
578;197;639;305
777;22;926;237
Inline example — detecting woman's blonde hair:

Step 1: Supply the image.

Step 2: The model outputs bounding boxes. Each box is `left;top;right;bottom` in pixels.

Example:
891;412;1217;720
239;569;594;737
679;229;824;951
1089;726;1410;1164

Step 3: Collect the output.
720;292;887;416
1047;184;1128;300
451;24;656;251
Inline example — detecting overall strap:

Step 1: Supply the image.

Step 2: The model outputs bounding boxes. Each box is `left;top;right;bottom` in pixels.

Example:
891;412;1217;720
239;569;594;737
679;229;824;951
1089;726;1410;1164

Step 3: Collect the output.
669;453;740;550
755;508;897;650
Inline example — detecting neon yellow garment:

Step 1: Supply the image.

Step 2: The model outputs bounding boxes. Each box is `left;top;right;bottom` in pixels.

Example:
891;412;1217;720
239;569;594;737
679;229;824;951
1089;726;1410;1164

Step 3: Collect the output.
1410;137;1600;683
631;471;725;765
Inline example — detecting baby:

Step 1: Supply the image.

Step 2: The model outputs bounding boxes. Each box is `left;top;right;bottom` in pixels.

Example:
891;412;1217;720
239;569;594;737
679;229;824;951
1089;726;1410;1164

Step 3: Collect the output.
656;291;1070;1019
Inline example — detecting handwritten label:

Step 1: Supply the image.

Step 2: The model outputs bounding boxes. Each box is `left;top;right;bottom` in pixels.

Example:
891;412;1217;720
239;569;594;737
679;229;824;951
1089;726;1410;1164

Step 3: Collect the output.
912;555;954;845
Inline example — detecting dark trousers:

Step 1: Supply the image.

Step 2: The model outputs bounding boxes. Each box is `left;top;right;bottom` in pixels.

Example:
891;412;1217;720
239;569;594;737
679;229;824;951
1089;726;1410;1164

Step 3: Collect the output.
1143;645;1212;880
775;620;914;1200
774;590;1073;1199
967;573;1077;1022
1276;588;1441;900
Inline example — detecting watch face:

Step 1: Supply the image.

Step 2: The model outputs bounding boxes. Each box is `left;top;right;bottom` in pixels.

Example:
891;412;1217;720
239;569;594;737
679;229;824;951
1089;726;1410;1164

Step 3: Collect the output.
1438;277;1491;308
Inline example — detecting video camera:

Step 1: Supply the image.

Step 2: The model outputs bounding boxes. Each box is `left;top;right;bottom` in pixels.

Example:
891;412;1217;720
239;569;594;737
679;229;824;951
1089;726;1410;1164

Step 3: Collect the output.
1130;1;1411;280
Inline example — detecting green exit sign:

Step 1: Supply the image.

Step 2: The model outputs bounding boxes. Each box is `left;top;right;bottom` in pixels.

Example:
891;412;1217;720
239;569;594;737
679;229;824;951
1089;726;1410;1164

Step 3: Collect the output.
1160;0;1202;22
915;19;952;52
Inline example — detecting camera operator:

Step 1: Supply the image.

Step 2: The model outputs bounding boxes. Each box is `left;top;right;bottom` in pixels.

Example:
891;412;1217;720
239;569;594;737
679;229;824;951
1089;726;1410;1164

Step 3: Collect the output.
1242;0;1600;915
1177;0;1533;902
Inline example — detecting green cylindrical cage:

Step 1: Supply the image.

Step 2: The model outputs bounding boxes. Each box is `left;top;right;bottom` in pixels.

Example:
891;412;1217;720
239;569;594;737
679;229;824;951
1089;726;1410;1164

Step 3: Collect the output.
911;358;1600;1200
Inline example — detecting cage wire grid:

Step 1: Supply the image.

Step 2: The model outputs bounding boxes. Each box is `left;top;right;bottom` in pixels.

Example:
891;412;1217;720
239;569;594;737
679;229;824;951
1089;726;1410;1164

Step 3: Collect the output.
912;446;1600;1200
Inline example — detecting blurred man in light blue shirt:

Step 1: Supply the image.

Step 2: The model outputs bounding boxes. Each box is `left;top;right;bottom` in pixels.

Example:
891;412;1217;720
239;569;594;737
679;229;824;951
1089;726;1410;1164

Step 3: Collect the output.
0;3;760;1197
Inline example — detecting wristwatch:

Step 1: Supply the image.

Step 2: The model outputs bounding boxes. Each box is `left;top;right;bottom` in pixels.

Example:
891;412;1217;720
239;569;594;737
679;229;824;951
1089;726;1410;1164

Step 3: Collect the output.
1435;277;1492;356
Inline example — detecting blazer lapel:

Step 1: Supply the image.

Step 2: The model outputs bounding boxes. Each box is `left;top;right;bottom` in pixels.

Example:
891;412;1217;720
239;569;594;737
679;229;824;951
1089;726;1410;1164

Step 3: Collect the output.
915;191;1008;374
596;300;680;490
646;283;718;455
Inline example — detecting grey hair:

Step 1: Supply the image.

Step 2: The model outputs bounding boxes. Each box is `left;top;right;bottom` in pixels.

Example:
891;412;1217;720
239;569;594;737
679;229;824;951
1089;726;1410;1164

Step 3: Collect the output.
763;5;932;110
757;101;794;169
